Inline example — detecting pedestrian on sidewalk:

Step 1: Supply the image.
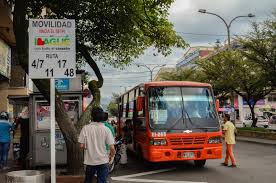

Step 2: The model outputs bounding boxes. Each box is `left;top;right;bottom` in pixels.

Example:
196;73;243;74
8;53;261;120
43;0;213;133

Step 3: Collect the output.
79;107;115;183
0;112;13;169
221;114;237;167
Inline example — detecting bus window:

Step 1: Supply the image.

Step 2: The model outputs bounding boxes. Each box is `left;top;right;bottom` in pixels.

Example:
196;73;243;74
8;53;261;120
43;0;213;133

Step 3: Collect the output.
128;90;135;118
135;118;146;130
137;88;145;117
135;88;139;98
148;87;218;130
123;94;129;118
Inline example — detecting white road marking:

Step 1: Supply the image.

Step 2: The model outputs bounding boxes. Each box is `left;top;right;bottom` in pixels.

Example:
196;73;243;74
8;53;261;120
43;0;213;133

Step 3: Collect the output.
112;177;207;183
111;168;207;183
114;168;175;178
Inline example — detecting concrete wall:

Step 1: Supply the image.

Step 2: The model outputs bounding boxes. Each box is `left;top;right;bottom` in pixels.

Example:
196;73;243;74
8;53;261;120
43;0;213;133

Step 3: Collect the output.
0;81;9;111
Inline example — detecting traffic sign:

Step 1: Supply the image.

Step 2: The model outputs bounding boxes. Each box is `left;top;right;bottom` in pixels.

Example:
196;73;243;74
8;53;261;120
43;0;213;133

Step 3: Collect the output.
28;19;76;79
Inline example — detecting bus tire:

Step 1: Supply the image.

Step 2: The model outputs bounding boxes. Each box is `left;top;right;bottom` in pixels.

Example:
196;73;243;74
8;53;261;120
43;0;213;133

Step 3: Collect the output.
194;160;206;168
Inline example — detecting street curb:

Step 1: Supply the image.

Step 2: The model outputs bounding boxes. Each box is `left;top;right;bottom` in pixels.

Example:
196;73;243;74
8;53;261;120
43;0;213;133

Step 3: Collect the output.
237;138;276;147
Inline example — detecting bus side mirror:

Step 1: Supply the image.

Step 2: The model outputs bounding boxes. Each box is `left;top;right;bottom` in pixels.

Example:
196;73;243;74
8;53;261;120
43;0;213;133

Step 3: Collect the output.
136;96;144;111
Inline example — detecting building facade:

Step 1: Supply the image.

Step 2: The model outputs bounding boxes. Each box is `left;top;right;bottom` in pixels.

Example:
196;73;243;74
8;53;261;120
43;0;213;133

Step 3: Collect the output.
176;46;214;68
0;0;32;118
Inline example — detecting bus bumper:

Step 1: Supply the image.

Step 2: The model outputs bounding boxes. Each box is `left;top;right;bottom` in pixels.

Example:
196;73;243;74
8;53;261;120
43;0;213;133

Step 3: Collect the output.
147;146;222;162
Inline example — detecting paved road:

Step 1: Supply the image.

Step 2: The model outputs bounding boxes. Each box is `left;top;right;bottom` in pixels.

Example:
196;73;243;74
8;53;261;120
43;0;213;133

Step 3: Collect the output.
110;141;276;183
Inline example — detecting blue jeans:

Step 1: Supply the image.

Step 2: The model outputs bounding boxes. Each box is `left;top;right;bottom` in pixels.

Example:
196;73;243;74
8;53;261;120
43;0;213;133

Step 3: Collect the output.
84;164;109;183
0;142;10;168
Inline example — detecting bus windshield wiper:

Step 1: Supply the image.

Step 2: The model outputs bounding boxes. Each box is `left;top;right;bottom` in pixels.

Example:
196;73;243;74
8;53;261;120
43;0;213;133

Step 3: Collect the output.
166;116;183;132
191;127;219;132
192;127;218;129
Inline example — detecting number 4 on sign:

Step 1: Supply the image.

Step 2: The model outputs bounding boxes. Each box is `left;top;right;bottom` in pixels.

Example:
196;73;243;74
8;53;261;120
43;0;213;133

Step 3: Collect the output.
32;59;44;69
64;69;74;77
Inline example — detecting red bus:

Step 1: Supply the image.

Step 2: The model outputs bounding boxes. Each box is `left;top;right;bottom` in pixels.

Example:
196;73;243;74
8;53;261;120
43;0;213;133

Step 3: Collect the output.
118;81;222;167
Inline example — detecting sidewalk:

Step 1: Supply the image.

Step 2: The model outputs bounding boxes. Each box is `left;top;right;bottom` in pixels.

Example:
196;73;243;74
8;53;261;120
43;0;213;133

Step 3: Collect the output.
0;160;21;181
236;136;276;146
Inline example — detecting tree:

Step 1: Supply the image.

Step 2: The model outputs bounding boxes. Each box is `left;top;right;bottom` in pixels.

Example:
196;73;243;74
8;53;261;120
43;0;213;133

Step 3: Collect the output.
159;67;204;81
238;12;276;87
198;50;274;127
11;0;187;174
107;93;120;117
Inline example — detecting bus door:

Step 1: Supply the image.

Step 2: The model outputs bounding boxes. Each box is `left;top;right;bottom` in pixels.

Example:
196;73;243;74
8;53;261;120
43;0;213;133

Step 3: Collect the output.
134;95;147;156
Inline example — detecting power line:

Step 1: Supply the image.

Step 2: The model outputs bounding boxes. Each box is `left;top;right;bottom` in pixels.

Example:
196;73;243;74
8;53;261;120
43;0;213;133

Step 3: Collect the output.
176;32;246;37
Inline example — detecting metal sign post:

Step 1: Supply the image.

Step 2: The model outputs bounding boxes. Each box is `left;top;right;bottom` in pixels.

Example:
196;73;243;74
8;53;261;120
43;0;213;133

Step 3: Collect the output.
29;19;76;183
50;78;56;182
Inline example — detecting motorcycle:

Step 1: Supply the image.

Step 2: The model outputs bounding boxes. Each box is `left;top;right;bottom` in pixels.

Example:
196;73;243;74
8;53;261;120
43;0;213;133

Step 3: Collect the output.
109;138;126;173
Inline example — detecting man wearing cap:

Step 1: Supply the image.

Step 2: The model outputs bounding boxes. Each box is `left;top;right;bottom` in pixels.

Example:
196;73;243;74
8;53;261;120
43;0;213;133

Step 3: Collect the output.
79;107;115;183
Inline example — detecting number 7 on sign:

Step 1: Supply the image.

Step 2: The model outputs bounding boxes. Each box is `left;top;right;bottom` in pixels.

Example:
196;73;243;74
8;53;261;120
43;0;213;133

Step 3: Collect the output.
32;59;44;69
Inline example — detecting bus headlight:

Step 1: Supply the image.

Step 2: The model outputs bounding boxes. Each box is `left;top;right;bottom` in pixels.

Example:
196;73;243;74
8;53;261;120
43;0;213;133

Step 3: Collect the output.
208;136;222;144
150;138;167;146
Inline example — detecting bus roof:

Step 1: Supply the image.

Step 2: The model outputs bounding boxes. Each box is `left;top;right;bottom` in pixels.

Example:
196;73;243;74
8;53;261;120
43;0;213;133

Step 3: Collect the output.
118;81;212;97
144;81;211;89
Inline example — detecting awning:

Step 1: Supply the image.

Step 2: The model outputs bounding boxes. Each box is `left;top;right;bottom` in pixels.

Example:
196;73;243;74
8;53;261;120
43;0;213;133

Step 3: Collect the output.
8;95;29;105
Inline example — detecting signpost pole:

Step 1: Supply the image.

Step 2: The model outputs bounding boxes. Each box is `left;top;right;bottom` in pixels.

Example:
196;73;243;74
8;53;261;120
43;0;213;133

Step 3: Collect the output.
29;19;75;181
50;78;56;183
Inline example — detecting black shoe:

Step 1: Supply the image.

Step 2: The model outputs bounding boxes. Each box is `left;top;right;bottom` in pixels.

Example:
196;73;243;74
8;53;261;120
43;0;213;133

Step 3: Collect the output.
229;164;237;168
221;163;228;166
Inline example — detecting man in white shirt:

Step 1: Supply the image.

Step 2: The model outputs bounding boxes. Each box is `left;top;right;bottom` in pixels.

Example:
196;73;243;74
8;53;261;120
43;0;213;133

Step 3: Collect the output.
79;108;115;183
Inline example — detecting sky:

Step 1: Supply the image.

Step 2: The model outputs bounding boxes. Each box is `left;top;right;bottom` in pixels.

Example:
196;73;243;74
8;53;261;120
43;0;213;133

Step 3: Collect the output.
87;0;276;105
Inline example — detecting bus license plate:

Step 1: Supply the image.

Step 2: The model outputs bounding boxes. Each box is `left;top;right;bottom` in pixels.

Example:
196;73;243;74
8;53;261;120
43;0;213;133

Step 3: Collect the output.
183;152;194;158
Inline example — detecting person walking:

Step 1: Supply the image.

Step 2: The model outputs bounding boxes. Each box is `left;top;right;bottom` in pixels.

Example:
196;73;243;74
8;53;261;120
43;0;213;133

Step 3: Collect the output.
102;121;115;153
0;111;13;169
221;114;237;167
79;107;115;183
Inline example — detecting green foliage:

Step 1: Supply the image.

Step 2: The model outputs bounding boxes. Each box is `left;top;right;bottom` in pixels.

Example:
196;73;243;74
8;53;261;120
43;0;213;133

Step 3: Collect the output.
107;102;118;117
107;93;120;116
198;50;273;102
198;49;273;127
159;66;228;96
238;11;276;86
83;72;91;85
159;67;206;82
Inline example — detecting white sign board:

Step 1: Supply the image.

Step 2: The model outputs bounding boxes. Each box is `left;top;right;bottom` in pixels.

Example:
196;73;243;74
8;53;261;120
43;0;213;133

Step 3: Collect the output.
29;19;76;78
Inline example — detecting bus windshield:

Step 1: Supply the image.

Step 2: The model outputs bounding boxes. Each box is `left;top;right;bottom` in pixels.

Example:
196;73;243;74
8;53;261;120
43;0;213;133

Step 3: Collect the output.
149;87;219;131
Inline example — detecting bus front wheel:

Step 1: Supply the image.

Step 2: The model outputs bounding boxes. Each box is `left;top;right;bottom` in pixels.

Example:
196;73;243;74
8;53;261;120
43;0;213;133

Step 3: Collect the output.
194;160;206;168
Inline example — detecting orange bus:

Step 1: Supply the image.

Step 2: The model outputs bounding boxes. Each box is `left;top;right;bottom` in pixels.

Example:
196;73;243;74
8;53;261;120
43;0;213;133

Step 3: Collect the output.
118;81;222;167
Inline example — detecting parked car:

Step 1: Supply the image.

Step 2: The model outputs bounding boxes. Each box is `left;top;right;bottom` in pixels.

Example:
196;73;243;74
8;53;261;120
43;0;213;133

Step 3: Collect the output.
242;116;269;128
268;115;276;130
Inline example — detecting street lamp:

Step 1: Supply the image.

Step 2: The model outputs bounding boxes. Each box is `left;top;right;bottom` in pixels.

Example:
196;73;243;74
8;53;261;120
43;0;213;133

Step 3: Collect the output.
137;64;166;81
198;9;255;46
120;86;130;92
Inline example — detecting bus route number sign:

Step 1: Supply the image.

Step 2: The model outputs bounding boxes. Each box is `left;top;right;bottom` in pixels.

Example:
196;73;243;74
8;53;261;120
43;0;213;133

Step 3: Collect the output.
29;19;76;79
